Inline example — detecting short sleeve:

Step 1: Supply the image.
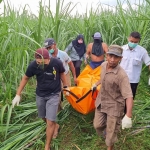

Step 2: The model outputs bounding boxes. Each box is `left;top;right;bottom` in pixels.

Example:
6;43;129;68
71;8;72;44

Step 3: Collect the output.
25;65;35;77
57;59;65;73
119;76;133;99
142;50;150;66
63;52;71;63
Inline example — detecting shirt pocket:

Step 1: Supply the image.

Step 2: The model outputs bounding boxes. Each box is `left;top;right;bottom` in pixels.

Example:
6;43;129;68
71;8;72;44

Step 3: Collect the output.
104;79;118;99
133;58;142;66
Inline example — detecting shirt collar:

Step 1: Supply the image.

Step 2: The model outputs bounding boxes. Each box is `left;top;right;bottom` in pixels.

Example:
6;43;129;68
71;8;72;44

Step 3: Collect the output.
104;61;119;74
125;44;137;52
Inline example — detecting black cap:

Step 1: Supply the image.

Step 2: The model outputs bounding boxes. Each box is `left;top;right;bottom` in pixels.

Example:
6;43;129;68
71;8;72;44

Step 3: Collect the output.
44;38;56;48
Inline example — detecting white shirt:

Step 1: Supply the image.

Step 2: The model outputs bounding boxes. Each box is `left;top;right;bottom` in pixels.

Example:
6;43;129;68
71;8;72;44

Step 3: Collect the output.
120;44;150;83
57;49;71;74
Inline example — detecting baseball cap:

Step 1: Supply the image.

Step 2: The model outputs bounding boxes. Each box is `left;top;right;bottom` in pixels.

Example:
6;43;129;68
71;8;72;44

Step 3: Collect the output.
44;38;56;48
35;48;50;59
93;32;101;39
107;45;123;57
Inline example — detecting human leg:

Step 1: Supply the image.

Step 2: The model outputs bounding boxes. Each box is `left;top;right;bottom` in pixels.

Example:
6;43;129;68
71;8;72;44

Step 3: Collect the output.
73;60;82;77
93;106;107;136
105;115;121;150
130;83;138;99
45;119;55;150
45;93;60;148
124;83;138;114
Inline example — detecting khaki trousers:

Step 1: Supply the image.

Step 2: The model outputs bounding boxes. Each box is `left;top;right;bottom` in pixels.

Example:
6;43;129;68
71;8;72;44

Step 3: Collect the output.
93;106;121;146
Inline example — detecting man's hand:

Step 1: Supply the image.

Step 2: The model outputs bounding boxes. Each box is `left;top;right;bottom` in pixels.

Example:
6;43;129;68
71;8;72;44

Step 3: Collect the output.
122;115;132;129
91;84;97;91
84;60;87;65
63;86;70;96
74;77;78;85
85;54;89;59
12;95;21;108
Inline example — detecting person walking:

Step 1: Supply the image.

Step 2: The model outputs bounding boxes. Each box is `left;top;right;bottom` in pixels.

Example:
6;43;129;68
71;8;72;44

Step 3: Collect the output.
85;32;108;69
12;48;67;150
92;45;133;150
120;31;150;99
65;34;86;77
44;38;77;86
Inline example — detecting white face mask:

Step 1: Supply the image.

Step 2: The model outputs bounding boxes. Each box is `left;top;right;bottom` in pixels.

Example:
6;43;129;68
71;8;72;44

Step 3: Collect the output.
78;39;83;44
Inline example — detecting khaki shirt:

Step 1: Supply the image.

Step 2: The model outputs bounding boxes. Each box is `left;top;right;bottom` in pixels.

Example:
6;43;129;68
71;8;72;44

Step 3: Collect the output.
95;61;133;117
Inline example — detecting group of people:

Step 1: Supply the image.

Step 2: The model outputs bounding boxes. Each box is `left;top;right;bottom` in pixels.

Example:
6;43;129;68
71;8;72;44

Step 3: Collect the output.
12;31;150;150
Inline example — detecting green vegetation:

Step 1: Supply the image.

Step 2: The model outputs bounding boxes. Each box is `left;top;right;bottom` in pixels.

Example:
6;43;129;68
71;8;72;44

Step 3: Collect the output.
0;0;150;149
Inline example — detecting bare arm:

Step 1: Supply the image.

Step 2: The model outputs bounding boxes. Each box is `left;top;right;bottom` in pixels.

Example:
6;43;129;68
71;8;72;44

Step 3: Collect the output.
68;61;76;78
95;79;101;86
60;73;67;86
16;75;30;95
125;97;133;118
86;43;91;58
102;42;108;53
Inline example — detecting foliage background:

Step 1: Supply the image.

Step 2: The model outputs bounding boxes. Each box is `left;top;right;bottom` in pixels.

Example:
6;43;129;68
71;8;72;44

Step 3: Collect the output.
0;0;150;149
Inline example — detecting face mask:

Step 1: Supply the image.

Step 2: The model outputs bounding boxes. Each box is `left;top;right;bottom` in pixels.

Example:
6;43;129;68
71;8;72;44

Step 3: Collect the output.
128;42;138;49
49;49;54;54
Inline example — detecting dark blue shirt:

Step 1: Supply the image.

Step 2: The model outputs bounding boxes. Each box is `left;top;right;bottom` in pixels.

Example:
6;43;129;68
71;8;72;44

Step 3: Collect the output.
25;58;65;97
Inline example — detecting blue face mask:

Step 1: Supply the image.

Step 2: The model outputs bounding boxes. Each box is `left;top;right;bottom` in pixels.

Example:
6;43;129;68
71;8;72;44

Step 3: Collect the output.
49;49;54;54
128;42;138;49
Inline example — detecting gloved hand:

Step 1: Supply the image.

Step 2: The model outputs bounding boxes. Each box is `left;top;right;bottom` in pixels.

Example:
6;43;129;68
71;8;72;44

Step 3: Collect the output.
63;86;70;96
122;115;132;129
91;84;97;91
12;95;21;108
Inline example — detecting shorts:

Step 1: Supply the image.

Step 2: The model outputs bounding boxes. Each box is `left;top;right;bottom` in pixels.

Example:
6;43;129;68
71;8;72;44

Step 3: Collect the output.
36;93;60;121
93;106;121;146
65;71;71;87
90;60;104;69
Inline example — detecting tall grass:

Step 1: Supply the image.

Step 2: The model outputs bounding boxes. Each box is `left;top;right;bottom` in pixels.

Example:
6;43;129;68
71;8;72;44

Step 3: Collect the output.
0;0;150;149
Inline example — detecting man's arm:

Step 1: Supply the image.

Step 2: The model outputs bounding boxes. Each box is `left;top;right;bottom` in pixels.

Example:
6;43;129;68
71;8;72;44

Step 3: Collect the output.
95;79;101;86
125;97;133;118
120;76;133;117
102;42;108;53
12;75;30;108
60;73;67;87
16;75;30;95
86;43;92;59
84;43;92;64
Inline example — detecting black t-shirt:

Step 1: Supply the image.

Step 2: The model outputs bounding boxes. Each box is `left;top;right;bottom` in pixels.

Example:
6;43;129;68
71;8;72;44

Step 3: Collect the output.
25;58;65;97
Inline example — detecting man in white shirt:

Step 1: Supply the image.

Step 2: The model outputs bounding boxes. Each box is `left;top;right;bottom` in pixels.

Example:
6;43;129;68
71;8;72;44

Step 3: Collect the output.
44;38;77;86
120;31;150;100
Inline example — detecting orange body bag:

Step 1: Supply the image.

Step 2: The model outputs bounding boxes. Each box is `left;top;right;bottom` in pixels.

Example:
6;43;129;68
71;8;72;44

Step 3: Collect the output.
63;65;101;115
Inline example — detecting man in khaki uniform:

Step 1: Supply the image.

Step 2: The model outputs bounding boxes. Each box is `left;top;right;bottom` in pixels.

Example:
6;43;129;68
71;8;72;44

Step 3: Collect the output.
92;45;133;150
